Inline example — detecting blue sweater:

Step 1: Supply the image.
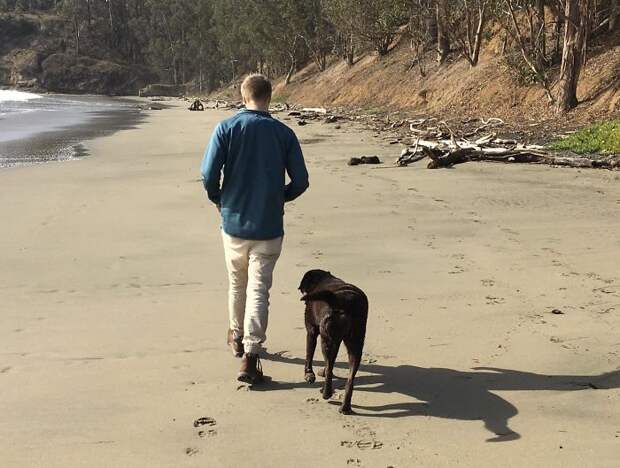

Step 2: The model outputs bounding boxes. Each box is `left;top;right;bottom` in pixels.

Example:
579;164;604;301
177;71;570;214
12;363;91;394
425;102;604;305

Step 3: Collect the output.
201;109;309;240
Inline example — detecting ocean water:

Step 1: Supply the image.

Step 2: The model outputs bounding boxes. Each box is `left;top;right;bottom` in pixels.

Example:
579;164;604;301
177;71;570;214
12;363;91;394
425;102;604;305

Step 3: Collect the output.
0;90;144;167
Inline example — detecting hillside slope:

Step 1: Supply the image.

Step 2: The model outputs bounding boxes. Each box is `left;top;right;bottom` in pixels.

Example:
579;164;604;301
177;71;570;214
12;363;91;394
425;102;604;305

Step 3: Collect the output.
273;31;620;129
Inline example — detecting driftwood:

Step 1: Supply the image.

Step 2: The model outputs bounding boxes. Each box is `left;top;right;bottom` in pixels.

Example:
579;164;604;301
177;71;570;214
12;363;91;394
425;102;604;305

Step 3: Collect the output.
394;133;620;170
464;117;505;137
396;138;438;166
198;103;617;171
269;103;290;113
426;145;620;170
302;107;327;114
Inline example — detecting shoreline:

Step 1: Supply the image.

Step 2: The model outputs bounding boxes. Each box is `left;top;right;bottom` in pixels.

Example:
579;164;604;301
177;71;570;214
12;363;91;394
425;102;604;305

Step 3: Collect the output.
0;92;151;168
1;104;618;468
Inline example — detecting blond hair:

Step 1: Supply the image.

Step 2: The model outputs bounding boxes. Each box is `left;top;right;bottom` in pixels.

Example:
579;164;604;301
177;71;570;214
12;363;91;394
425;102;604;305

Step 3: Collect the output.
241;74;272;102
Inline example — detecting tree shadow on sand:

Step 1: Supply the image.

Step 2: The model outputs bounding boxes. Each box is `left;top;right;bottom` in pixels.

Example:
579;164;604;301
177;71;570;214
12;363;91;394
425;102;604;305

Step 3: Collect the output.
260;351;620;442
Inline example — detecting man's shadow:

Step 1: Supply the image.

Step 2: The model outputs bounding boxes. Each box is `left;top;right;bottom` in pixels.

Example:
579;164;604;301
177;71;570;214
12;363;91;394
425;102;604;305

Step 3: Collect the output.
260;351;620;442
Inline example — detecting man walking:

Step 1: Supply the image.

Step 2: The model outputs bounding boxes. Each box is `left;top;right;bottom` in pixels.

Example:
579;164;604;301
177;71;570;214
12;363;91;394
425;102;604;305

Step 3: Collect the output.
201;74;309;384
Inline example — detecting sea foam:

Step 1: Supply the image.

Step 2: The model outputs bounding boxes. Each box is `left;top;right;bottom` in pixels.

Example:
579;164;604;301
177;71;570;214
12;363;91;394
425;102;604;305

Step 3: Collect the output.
0;89;43;103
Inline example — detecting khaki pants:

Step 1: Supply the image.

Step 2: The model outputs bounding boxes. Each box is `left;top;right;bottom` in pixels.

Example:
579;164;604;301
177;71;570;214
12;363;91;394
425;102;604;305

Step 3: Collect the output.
222;231;283;355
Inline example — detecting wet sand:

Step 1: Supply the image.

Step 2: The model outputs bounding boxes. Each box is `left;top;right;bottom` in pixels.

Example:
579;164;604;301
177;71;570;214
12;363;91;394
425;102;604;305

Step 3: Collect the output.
1;103;619;467
0;93;146;167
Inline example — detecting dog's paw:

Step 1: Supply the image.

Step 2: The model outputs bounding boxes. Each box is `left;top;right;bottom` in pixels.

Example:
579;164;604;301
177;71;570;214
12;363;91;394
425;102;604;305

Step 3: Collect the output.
322;386;333;400
304;372;316;384
339;405;353;415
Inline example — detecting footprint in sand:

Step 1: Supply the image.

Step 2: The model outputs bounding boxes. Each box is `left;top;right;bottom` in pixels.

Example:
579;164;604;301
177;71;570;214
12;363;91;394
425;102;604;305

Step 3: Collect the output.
501;227;520;236
341;423;383;452
193;417;216;428
362;353;378;364
481;279;495;287
194;417;218;444
485;296;505;305
340;440;384;450
185;447;199;456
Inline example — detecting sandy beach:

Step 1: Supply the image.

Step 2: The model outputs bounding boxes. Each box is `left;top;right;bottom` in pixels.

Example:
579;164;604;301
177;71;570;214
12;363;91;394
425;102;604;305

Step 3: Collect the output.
1;103;619;467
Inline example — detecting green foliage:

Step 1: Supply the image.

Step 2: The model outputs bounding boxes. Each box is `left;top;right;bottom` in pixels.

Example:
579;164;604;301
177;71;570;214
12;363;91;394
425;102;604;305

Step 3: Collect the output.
326;0;408;56
1;0;613;95
0;13;37;44
549;121;620;154
502;49;539;85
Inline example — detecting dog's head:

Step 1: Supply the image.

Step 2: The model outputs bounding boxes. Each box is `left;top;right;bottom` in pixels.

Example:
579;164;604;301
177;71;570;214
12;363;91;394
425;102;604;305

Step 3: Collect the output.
298;269;332;294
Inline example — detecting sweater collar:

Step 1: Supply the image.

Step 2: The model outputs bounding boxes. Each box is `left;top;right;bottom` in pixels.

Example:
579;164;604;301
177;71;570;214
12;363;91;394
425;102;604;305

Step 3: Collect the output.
240;108;271;117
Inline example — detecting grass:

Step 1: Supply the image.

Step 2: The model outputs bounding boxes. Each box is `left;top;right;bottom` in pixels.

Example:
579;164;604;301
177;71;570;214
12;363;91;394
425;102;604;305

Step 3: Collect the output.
271;92;291;104
549;120;620;154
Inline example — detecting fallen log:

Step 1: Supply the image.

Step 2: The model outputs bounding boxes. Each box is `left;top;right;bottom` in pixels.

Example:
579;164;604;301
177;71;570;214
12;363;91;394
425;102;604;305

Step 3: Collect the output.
426;147;620;170
396;149;427;166
302;107;327;114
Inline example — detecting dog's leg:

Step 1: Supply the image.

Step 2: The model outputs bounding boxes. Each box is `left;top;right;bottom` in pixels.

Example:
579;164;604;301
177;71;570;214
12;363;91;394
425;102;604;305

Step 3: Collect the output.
321;337;340;400
340;341;362;415
304;327;318;383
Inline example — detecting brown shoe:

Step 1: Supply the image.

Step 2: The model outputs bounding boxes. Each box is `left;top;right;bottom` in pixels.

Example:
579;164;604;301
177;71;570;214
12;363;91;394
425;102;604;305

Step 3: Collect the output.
237;353;264;384
227;329;244;358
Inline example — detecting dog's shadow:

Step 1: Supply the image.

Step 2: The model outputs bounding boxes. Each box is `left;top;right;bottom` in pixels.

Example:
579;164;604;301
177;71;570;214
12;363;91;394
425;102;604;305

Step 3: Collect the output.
260;350;620;442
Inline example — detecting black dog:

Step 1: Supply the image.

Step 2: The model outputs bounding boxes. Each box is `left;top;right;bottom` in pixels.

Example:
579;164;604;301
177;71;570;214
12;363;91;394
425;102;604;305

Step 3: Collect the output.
298;269;368;414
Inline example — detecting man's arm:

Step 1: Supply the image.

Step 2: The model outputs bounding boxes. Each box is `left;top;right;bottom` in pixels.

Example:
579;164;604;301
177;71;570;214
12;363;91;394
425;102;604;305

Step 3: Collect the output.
284;132;309;202
200;124;226;205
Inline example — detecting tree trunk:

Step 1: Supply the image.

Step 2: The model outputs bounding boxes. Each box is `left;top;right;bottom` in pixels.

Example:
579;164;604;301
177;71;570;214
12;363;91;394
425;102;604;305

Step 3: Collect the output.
610;0;619;31
346;33;355;66
469;4;487;66
436;0;450;63
108;0;114;48
199;28;204;93
426;6;437;42
377;36;391;56
285;36;299;84
285;54;296;84
72;0;79;57
73;17;80;57
181;25;186;85
555;0;590;112
552;10;564;63
86;0;91;28
534;0;546;70
317;52;326;71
